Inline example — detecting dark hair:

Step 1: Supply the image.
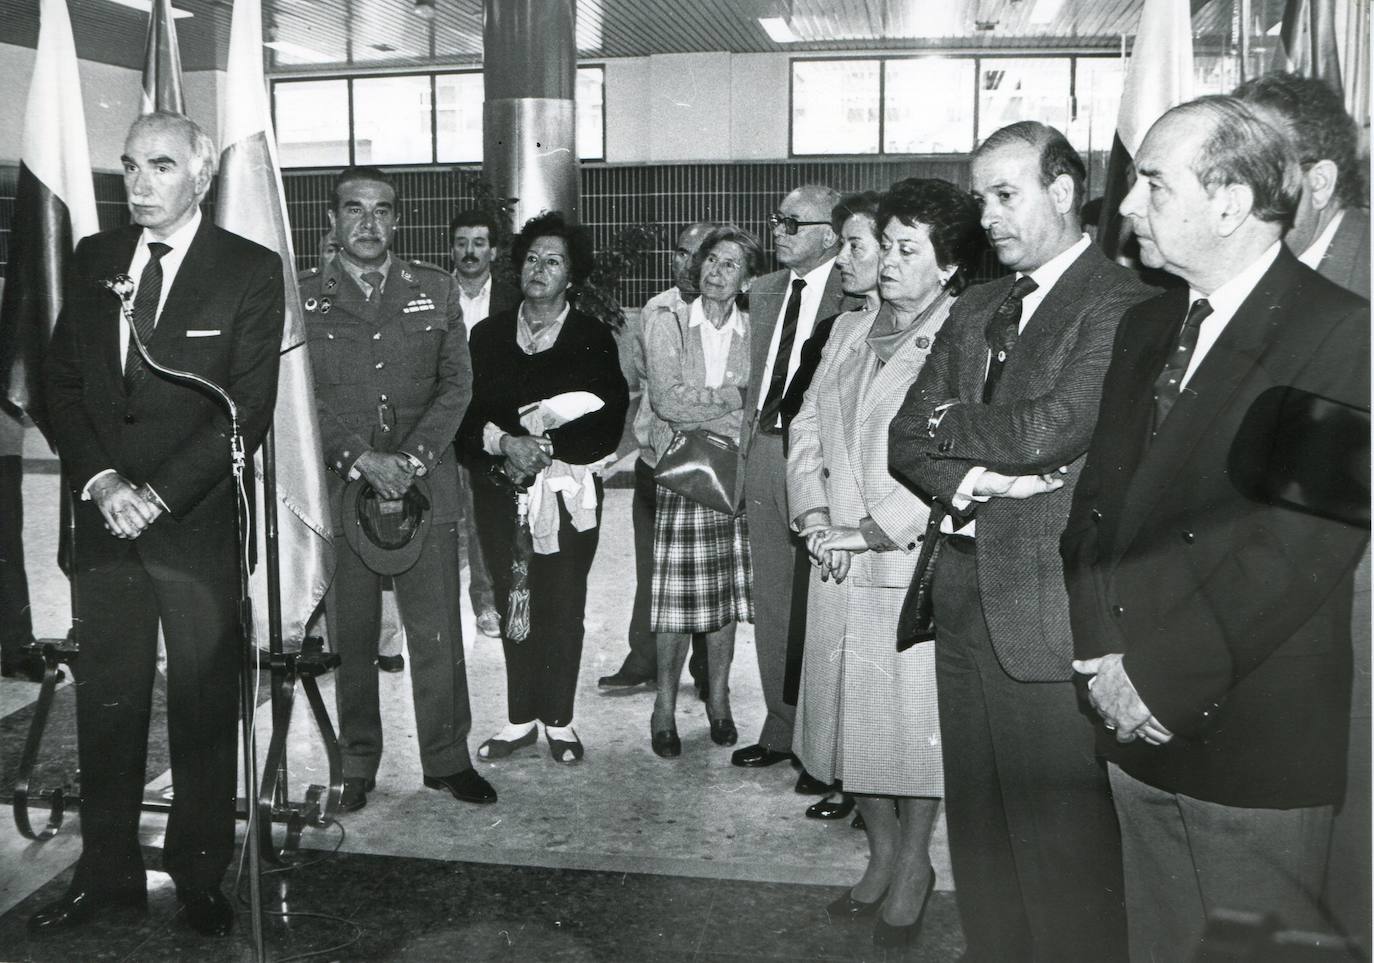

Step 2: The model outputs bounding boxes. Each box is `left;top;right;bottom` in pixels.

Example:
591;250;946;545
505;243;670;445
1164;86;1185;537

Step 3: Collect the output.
449;208;503;245
1171;96;1302;228
879;178;986;295
1234;71;1365;207
974;121;1087;217
687;224;767;301
510;210;595;286
331;166;397;213
830;191;882;236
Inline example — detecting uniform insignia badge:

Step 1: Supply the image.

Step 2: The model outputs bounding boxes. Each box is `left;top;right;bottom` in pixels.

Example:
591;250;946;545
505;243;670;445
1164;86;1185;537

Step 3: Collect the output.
305;298;319;312
403;297;436;314
996;349;1007;362
325;277;337;291
401;268;415;283
320;297;333;315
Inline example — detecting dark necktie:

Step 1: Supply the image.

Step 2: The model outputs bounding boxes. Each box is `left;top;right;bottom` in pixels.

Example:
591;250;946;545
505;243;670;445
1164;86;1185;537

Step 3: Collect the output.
1152;298;1213;430
981;274;1038;403
758;278;807;432
362;271;385;302
124;241;171;392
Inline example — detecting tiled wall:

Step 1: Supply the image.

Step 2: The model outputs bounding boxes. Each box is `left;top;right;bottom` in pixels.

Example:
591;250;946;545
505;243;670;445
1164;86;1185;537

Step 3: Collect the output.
2;158;997;307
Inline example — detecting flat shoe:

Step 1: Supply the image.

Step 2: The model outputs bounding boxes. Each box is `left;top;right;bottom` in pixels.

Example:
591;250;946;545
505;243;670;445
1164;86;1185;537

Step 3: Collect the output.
338;776;375;813
376;654;404;672
28;888;146;934
807;792;856;820
652;728;682;758
730;744;794;768
709;718;738;746
477;727;538;760
476;610;502;638
546;727;584;764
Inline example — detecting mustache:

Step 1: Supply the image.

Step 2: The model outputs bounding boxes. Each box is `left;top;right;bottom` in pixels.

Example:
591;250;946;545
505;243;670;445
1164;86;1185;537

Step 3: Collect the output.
460;255;480;264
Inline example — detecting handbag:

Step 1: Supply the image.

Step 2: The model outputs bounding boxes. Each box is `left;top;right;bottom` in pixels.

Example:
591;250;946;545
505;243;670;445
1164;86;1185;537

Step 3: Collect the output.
654;428;740;515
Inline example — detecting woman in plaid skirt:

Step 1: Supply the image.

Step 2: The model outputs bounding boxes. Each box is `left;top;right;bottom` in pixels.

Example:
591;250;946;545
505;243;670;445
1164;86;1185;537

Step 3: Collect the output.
642;225;765;757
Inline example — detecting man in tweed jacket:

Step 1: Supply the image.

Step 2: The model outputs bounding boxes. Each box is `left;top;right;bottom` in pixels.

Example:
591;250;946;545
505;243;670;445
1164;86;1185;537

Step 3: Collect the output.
889;122;1152;962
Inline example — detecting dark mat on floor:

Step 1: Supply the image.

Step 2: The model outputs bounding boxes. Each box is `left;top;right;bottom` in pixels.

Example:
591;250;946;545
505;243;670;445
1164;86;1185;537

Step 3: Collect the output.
0;844;965;961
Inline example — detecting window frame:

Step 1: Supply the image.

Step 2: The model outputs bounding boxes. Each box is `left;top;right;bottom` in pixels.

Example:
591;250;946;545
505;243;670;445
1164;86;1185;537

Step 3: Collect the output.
271;65;608;170
788;52;1120;159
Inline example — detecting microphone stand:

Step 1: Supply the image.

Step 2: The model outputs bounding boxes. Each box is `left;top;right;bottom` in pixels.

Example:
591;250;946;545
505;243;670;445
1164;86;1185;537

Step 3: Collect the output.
105;276;266;962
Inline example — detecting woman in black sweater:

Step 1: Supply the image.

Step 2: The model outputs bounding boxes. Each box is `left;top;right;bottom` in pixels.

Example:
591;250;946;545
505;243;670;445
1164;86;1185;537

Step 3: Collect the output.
460;211;629;765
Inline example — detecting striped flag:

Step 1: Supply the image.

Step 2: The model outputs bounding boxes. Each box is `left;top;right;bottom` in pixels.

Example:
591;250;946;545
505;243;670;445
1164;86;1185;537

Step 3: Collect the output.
1096;0;1194;262
141;0;186;114
1272;0;1343;90
218;0;334;648
0;0;100;434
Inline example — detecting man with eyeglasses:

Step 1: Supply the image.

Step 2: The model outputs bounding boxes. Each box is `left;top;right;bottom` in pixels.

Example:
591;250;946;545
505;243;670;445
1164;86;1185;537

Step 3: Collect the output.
733;186;861;791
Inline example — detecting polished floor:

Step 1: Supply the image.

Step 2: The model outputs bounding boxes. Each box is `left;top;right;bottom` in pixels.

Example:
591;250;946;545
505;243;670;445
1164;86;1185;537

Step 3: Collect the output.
0;466;964;961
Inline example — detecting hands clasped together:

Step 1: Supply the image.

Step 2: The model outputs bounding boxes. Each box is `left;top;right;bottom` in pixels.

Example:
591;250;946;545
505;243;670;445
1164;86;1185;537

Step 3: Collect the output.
802;522;868;584
92;472;165;540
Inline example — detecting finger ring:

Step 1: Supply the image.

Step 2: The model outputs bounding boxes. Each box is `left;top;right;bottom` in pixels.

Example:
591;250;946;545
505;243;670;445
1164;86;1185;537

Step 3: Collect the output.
1104;722;1116;731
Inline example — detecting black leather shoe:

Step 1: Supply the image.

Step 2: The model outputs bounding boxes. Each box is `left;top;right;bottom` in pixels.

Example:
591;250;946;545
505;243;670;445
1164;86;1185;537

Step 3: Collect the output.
826;887;884;923
2;655;64;684
28;888;146;934
709;718;738;746
424;769;496;804
338;776;375;813
376;654;405;672
730;744;794;768
795;769;834;795
176;884;233;937
597;668;653;688
546;727;585;764
651;728;681;758
807;792;856;820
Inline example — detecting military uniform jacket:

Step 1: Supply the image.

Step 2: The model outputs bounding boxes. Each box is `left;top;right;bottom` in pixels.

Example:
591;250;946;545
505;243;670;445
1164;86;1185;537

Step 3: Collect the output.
300;257;471;533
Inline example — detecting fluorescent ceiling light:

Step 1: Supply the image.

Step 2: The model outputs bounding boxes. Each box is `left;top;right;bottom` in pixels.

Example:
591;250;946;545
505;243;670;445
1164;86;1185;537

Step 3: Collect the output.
1028;0;1065;24
105;0;194;18
263;40;335;63
759;17;800;43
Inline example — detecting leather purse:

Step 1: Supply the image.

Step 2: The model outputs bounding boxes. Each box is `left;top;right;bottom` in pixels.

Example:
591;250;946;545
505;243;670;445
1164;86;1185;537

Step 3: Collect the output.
654;428;741;515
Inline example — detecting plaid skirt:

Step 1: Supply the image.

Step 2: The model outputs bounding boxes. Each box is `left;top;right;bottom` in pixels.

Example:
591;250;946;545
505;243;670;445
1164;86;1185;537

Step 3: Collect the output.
650;486;753;634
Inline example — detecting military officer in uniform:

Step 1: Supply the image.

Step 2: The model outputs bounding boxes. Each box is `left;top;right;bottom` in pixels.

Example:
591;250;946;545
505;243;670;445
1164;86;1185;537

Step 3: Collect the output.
301;165;495;811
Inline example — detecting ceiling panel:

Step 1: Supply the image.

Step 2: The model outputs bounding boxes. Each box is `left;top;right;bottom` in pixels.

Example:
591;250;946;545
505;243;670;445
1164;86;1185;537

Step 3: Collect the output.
0;0;1271;74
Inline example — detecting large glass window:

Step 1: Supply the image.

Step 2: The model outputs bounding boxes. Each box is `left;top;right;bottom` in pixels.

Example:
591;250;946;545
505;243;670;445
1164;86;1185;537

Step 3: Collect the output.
352;75;434;165
792;60;881;155
1067;57;1126;153
274;80;350;168
274;67;606;168
978;58;1072;143
436;72;484;163
577;66;605;161
884;58;975;153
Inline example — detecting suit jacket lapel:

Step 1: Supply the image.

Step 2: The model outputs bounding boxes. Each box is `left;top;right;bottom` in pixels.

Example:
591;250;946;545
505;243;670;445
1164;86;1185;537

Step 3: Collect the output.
103;227;143;388
150;219;216;358
959;279;1008;402
1113;252;1303;557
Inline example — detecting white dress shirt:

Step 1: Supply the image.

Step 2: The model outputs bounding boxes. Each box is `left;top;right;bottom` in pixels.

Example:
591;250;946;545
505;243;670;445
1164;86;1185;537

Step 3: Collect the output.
457;274;492;338
118;208;203;371
756;256;839;426
1180;241;1282;389
1298;209;1345;271
690;297;744;389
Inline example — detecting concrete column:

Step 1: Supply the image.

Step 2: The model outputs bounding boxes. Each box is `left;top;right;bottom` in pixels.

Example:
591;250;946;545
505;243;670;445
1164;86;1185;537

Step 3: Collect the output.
483;0;580;230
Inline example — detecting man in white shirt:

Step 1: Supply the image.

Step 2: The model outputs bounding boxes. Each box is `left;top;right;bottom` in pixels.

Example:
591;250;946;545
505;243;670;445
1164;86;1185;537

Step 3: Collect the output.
1234;70;1372;958
734;186;860;787
1064;96;1368;960
449;208;521;638
889;122;1152;961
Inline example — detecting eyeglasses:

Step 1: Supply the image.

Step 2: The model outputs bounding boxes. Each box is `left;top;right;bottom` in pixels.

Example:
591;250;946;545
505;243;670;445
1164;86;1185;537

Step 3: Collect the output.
768;213;830;236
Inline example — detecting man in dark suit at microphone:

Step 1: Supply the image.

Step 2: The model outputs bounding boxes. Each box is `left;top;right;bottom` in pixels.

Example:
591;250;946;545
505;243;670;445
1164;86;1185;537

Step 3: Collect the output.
36;111;285;938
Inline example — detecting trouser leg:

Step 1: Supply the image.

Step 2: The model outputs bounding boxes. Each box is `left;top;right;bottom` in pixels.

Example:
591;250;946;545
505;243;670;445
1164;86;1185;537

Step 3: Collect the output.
458;462;495;613
71;560;160;894
394;524;473;776
621;457;658;677
155;575;239;889
744;434;796;752
0;455;34;659
329;537;384;780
